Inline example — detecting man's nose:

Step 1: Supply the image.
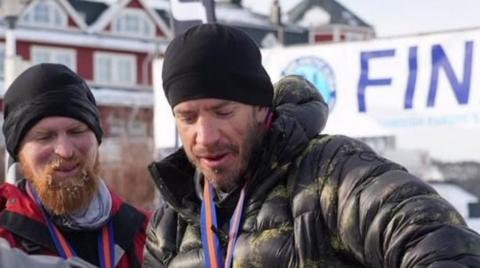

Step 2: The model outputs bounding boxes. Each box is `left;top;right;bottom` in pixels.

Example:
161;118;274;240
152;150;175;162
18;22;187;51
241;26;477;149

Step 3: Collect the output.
54;135;74;159
195;118;220;147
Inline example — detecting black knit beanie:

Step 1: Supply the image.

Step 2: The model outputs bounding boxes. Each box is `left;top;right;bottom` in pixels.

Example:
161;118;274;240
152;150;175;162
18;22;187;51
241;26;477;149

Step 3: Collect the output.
162;23;274;108
2;63;103;160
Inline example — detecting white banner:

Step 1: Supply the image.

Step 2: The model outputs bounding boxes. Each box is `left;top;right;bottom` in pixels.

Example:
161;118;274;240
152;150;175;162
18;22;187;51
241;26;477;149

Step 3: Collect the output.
263;28;480;161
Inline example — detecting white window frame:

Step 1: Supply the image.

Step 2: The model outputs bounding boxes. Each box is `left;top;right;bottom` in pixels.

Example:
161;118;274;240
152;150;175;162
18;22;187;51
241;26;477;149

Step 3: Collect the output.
111;8;155;38
20;0;67;29
94;52;137;86
31;46;77;72
343;31;366;42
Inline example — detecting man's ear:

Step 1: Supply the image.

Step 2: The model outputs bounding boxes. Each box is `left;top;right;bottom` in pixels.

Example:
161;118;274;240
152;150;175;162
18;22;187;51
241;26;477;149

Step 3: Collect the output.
254;106;270;124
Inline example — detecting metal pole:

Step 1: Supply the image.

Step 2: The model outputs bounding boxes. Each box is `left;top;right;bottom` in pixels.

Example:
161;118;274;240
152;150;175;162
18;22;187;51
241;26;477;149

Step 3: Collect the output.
4;16;17;88
1;0;32;183
271;0;284;45
4;16;19;184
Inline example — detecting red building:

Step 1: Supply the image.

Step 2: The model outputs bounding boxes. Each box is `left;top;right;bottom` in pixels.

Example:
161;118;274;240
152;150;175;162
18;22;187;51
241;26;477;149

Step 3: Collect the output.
0;0;172;165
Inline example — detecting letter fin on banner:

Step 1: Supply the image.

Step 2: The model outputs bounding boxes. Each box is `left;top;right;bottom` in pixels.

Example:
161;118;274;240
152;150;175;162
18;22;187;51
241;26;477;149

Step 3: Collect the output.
404;46;418;109
427;41;473;107
357;49;395;112
170;0;217;36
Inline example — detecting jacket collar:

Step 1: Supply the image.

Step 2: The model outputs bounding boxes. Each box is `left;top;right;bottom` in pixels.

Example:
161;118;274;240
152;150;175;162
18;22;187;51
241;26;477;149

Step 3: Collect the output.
148;150;200;222
0;182;145;256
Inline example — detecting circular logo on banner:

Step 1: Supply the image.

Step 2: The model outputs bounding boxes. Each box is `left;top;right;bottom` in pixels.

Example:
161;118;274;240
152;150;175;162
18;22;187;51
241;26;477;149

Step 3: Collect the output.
282;56;337;110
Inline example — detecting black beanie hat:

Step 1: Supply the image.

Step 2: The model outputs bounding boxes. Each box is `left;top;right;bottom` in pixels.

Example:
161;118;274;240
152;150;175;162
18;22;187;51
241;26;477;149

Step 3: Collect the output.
162;23;274;108
2;63;103;160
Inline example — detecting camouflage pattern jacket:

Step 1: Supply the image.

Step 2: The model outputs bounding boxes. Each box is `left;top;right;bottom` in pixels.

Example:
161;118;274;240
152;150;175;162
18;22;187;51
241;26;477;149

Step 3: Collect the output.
144;76;480;267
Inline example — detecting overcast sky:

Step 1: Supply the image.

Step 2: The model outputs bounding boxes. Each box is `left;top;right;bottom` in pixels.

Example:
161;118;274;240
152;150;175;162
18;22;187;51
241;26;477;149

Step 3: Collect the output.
337;0;480;37
241;0;480;37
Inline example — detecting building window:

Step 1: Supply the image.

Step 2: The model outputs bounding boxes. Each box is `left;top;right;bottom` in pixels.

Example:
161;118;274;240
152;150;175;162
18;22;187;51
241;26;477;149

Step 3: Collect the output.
20;0;67;28
112;9;155;38
31;47;76;71
106;114;126;137
128;118;147;137
469;203;480;218
94;53;137;86
342;31;368;42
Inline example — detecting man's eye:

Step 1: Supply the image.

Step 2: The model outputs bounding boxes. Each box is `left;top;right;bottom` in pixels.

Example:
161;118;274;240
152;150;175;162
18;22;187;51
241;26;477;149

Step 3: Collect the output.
216;110;233;117
34;134;52;141
70;128;88;135
178;115;195;124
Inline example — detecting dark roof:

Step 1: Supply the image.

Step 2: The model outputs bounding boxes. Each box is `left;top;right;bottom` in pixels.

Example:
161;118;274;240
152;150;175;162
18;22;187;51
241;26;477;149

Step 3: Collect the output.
155;9;171;28
213;2;309;47
289;0;372;28
235;25;309;47
67;0;109;25
151;0;309;47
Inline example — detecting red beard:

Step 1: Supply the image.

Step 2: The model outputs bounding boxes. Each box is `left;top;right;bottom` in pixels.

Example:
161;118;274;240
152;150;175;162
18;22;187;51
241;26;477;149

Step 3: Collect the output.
20;154;100;216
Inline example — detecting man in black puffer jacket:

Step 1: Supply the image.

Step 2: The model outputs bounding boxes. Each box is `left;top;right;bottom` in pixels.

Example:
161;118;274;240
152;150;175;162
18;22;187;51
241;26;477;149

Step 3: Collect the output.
144;23;480;268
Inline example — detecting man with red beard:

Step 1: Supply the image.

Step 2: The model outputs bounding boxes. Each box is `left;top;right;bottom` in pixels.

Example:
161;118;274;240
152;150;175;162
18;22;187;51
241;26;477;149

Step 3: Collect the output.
143;24;480;267
0;63;149;268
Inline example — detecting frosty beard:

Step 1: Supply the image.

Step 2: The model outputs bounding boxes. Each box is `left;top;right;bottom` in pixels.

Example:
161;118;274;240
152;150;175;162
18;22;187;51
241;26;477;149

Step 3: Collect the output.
20;154;100;216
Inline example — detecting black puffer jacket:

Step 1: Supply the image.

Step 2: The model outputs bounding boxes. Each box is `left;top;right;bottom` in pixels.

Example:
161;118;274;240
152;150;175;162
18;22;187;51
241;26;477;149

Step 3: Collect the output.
144;76;480;267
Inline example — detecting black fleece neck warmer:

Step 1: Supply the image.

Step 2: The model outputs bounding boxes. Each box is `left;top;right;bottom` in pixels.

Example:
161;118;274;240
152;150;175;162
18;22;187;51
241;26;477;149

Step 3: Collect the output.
2;63;103;160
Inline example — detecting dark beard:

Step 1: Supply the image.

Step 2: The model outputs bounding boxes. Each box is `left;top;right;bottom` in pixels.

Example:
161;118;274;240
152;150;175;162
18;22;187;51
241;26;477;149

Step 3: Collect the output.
191;115;265;192
20;155;100;216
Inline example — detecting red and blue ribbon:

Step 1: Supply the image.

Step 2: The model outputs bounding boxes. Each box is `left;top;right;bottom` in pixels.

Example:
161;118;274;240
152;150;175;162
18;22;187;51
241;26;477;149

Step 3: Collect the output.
201;182;223;268
200;180;247;268
26;183;115;268
98;220;115;268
